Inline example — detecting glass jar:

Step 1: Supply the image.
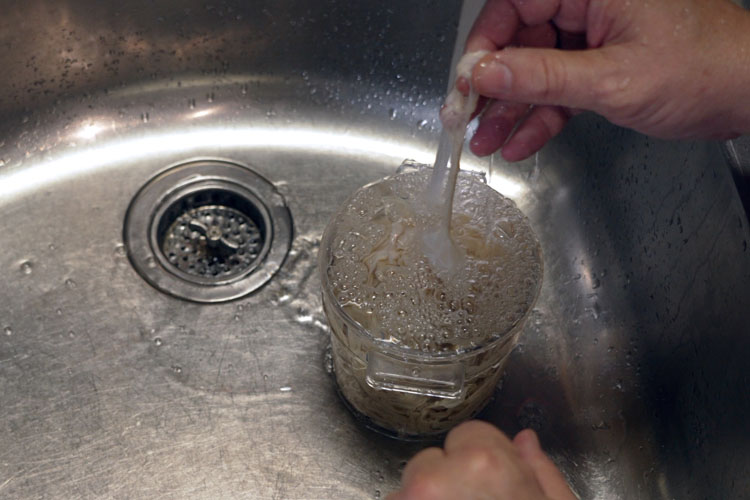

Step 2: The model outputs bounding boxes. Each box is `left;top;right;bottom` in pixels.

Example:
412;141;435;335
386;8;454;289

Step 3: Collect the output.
319;163;542;438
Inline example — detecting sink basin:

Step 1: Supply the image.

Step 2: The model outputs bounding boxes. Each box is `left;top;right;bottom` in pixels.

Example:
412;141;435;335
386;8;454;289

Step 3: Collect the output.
1;1;749;498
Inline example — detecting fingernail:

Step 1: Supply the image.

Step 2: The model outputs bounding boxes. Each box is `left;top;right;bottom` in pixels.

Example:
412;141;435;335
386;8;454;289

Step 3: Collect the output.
475;56;513;94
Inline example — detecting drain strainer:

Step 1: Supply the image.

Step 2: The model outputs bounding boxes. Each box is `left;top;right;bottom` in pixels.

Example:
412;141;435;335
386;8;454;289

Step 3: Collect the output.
124;159;293;302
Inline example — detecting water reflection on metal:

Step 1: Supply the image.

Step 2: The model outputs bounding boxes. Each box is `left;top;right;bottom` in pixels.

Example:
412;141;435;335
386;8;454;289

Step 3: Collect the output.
2;123;525;202
0;127;432;200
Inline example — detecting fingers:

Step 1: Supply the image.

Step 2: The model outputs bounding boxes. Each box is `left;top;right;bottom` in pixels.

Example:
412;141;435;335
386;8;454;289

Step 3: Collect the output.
553;0;589;33
465;0;521;52
469;100;530;156
388;422;575;500
469;102;567;160
400;447;444;486
456;76;470;95
393;447;455;500
513;23;558;48
472;47;620;112
500;105;568;161
442;421;547;498
444;420;517;455
514;430;577;500
509;0;561;27
466;20;560;159
466;0;568;53
470;95;489;120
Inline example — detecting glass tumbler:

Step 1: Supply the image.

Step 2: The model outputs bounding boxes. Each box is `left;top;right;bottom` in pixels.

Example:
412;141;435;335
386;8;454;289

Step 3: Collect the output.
319;163;542;438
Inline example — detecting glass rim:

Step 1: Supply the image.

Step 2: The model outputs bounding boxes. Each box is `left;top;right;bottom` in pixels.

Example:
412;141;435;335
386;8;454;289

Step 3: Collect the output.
318;173;544;362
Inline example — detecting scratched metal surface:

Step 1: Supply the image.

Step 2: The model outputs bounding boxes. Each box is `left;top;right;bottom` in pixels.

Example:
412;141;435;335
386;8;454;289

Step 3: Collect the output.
1;1;750;499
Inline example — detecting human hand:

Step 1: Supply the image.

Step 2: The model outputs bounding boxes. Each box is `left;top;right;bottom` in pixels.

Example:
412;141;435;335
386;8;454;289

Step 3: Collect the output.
386;421;576;500
465;0;750;161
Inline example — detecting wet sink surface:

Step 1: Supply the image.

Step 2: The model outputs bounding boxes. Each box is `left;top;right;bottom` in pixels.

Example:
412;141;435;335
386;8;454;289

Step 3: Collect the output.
2;1;750;499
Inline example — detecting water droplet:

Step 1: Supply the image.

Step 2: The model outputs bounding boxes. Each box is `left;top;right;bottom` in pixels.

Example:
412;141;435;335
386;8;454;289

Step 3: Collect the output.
4;326;12;336
65;278;77;288
388;108;397;120
207;92;214;103
263;374;268;380
68;330;75;338
279;386;292;392
48;243;56;251
141;112;149;123
171;364;182;374
295;314;314;324
416;119;428;130
113;244;126;258
154;337;163;347
241;84;248;95
20;261;33;275
145;256;156;269
591;302;601;320
56;308;62;315
189;98;196;109
324;346;334;374
374;491;381;499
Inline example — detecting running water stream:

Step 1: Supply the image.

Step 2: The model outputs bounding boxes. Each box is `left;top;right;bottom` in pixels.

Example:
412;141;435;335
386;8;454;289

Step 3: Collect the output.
421;50;488;274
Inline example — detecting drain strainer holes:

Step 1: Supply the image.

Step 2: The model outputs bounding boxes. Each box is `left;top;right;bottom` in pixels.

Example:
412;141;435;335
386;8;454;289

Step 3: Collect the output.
124;160;292;302
156;187;270;283
162;203;262;279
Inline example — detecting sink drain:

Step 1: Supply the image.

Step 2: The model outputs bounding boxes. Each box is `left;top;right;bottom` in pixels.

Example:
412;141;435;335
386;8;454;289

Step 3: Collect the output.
124;160;293;302
155;187;269;282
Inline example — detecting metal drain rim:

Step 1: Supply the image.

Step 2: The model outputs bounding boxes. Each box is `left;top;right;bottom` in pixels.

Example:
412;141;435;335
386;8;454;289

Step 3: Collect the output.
124;159;293;303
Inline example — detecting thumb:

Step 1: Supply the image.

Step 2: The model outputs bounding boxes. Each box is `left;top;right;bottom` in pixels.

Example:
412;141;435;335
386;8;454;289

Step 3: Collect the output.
472;47;621;113
513;429;577;500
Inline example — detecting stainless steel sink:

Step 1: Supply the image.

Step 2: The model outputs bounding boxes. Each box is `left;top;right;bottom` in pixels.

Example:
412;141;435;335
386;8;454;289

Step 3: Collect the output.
2;1;749;498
